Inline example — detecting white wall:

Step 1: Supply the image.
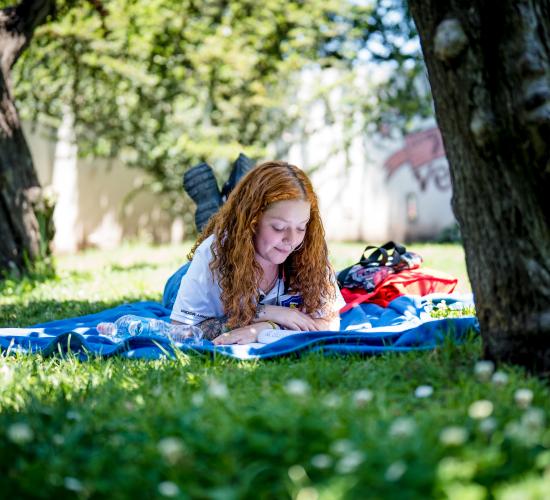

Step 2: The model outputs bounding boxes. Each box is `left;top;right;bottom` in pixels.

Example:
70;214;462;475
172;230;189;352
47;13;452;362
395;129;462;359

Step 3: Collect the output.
386;156;455;241
25;122;179;252
24;72;456;251
284;67;455;243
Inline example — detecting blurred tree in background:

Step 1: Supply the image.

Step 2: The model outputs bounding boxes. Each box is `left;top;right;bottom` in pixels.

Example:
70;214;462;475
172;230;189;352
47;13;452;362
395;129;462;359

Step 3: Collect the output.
1;0;430;274
1;0;64;276
14;0;430;209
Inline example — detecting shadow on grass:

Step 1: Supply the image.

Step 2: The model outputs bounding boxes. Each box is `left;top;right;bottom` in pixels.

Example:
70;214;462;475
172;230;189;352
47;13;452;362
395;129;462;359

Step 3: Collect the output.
0;269;58;295
0;298;154;328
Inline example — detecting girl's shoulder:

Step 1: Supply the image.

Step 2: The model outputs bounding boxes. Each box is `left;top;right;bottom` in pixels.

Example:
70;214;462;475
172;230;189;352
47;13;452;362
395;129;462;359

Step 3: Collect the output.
191;234;216;266
195;234;216;254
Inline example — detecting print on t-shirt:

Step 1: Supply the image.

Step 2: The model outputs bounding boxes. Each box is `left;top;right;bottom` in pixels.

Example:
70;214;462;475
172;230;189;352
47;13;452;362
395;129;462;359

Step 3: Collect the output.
280;295;303;308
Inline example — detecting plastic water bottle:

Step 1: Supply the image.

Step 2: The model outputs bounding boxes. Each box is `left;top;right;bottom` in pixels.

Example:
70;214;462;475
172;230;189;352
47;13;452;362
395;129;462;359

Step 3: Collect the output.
96;315;203;342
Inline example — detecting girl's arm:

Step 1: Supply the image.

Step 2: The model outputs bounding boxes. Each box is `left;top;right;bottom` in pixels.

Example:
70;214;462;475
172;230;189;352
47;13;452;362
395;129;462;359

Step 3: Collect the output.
311;313;340;331
213;322;274;345
254;304;341;331
173;317;274;343
253;304;320;331
196;317;229;340
172;317;228;341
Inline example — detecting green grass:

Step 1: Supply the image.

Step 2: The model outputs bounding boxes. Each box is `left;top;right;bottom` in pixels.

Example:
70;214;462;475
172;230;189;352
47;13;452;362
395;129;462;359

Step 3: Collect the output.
1;242;549;499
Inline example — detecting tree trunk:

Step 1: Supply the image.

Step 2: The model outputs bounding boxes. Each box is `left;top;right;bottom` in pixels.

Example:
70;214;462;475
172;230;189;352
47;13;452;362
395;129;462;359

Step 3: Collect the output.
0;1;55;275
408;0;550;375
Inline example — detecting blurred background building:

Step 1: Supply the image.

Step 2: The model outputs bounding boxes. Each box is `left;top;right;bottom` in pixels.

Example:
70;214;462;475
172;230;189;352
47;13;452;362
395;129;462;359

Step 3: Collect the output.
11;0;454;256
27;115;455;253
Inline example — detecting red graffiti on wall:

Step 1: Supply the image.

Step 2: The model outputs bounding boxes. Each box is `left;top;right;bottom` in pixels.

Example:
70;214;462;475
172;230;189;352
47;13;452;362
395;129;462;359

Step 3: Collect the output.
384;127;450;191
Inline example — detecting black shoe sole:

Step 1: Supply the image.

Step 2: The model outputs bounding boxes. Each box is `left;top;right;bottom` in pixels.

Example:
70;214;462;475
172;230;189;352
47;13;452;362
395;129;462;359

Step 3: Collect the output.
221;153;254;200
183;162;222;232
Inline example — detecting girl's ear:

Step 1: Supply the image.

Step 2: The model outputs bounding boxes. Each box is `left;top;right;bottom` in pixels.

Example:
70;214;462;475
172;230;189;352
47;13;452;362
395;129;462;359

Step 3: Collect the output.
251;213;262;233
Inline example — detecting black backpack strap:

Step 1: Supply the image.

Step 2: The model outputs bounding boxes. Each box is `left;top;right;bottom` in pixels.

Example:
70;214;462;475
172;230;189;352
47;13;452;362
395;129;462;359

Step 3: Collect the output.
337;265;354;288
360;245;389;266
360;241;407;267
338;243;393;287
337;241;409;289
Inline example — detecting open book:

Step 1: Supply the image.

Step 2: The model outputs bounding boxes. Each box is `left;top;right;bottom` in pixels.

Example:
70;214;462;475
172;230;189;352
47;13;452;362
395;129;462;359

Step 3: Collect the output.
257;329;303;344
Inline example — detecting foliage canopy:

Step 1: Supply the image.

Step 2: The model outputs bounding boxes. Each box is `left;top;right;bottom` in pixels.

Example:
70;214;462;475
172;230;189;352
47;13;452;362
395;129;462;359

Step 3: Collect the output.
12;0;430;217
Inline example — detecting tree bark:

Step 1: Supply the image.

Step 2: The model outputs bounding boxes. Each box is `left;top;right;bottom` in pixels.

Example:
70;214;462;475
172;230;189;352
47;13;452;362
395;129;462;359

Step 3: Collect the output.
0;0;55;274
408;0;550;375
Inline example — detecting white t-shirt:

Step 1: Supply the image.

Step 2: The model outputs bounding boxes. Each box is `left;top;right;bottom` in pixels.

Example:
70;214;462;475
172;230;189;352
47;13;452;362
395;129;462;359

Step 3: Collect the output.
170;234;345;325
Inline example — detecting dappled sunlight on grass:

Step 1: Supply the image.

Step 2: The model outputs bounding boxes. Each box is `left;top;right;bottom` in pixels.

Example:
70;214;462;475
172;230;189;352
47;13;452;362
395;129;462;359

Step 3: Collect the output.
58;241;193;274
2;241;547;498
1;341;549;497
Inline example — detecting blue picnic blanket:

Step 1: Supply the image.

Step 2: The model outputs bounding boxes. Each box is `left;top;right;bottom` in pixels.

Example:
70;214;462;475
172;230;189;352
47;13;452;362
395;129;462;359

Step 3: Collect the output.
0;293;478;360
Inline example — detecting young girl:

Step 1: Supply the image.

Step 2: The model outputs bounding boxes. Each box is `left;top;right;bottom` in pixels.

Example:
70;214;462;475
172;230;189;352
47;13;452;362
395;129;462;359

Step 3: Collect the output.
170;160;345;344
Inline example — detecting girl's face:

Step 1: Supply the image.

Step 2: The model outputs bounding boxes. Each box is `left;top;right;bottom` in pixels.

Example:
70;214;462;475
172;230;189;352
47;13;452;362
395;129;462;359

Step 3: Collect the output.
254;199;311;267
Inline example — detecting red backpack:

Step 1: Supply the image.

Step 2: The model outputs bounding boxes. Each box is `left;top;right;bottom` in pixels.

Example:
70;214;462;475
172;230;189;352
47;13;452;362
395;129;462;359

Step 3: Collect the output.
336;242;458;312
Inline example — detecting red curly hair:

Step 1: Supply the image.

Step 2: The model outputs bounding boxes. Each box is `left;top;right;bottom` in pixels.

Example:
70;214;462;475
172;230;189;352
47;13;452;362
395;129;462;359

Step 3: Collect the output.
188;161;336;329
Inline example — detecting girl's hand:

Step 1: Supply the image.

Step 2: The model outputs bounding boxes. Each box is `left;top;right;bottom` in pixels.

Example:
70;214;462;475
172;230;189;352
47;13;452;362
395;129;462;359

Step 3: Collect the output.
212;323;271;345
262;305;319;332
311;314;340;332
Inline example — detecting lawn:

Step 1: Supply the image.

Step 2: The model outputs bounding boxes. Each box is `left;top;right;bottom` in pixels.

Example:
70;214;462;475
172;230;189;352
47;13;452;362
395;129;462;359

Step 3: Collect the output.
1;242;549;499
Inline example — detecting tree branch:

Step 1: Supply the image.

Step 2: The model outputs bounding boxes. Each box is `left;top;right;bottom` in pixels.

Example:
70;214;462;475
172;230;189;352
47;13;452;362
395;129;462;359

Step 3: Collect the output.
0;0;55;102
8;0;56;65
